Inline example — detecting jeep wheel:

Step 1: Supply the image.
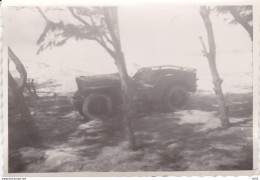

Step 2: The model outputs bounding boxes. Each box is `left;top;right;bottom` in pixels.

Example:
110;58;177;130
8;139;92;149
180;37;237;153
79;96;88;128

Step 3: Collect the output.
165;86;188;111
82;93;113;120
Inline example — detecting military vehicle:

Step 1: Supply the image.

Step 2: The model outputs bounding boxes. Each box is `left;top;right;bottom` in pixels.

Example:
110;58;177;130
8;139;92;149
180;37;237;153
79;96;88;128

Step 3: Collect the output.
73;65;197;120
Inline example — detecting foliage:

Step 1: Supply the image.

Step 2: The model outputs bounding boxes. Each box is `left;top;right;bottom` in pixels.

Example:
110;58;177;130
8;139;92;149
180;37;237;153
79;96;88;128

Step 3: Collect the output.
36;7;116;57
215;6;252;40
216;6;252;24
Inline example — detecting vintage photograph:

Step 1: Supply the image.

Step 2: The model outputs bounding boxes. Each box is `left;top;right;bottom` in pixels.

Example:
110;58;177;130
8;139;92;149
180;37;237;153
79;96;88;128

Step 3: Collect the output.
5;4;254;174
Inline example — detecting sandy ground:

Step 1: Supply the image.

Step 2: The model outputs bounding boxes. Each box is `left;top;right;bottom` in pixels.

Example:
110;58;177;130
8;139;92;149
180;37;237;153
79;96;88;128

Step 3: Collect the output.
8;90;253;172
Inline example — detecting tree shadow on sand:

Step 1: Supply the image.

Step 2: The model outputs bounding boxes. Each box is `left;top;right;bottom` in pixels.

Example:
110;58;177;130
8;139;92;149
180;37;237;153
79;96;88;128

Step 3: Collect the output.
8;91;253;172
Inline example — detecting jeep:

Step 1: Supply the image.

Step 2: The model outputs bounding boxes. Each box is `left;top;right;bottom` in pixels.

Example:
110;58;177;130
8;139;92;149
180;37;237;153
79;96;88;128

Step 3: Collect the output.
73;65;197;120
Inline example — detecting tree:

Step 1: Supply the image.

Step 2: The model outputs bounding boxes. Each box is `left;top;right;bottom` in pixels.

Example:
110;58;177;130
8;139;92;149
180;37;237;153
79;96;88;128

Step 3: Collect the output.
8;47;31;121
36;7;136;149
216;6;252;41
199;6;229;127
8;47;41;152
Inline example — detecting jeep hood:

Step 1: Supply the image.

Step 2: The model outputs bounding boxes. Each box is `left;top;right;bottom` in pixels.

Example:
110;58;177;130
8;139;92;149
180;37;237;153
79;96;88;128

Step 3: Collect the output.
76;73;120;91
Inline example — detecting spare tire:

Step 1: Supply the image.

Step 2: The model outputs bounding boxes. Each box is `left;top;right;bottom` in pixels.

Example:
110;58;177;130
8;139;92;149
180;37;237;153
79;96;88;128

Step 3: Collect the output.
165;86;188;111
82;93;113;120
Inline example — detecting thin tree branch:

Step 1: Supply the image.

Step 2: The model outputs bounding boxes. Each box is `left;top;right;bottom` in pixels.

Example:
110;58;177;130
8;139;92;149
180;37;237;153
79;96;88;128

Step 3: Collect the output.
68;7;91;28
199;36;209;58
96;37;116;59
36;7;50;22
103;32;114;46
89;15;97;27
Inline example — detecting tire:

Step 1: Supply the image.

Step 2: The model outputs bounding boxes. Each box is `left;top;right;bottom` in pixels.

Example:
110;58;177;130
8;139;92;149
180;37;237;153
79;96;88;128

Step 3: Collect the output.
165;86;188;111
82;93;113;120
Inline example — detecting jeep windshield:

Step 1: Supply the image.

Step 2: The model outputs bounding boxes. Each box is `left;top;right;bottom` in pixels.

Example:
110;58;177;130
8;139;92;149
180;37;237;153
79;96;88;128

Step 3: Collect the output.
133;68;158;82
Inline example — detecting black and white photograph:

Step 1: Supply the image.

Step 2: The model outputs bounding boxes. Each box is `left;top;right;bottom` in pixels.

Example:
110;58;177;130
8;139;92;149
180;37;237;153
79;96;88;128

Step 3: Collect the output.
3;1;257;175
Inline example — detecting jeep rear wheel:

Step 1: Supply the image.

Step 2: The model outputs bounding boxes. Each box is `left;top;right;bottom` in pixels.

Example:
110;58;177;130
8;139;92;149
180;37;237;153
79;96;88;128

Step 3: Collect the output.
165;86;188;111
82;93;112;120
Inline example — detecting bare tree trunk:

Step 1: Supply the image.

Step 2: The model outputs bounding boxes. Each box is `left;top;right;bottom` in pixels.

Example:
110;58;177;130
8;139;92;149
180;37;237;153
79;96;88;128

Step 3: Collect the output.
8;47;32;121
8;48;42;153
115;53;136;150
103;7;136;149
200;6;229;127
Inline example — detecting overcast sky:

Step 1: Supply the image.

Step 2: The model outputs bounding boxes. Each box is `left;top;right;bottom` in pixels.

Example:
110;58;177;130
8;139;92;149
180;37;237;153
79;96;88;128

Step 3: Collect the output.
6;5;252;76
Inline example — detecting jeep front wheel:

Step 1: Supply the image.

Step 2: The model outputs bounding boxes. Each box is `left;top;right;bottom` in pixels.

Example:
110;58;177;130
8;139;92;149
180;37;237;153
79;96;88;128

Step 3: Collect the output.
82;93;112;120
165;86;188;111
